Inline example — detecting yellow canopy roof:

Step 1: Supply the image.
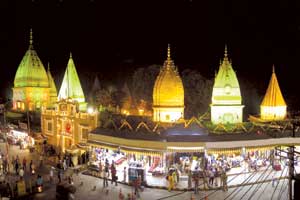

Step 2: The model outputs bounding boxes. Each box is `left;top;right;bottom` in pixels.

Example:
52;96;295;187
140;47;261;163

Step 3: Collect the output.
261;66;286;107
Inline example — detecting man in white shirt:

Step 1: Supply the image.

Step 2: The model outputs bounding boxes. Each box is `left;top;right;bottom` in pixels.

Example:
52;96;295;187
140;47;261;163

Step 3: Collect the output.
19;167;24;179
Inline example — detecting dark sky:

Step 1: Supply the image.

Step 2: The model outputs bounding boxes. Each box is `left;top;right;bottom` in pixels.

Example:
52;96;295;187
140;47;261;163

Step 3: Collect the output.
3;0;300;109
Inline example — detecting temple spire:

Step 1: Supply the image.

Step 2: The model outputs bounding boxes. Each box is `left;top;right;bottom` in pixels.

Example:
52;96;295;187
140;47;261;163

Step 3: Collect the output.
29;28;33;49
272;65;275;73
70;52;72;59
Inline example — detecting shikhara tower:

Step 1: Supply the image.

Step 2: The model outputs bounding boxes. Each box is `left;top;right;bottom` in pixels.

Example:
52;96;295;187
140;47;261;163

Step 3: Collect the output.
153;44;184;123
58;53;86;111
13;29;57;111
211;46;244;124
260;66;286;120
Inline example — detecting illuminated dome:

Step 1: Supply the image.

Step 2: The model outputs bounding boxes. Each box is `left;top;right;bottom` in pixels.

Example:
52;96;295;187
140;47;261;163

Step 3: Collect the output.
58;53;86;111
153;45;184;122
260;66;286;120
211;45;244;124
14;29;49;88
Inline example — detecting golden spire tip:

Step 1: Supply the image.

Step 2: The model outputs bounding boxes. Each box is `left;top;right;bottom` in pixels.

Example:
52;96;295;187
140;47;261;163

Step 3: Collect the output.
272;65;275;73
167;44;171;60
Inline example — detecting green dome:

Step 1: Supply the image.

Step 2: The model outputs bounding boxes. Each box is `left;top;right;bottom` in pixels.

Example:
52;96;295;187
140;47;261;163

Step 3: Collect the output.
14;30;49;88
58;53;85;103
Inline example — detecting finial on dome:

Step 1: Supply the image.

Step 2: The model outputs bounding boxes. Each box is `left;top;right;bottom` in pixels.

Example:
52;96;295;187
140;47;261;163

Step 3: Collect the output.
47;62;50;72
29;28;33;49
167;44;171;61
224;44;228;58
70;52;72;58
272;65;275;73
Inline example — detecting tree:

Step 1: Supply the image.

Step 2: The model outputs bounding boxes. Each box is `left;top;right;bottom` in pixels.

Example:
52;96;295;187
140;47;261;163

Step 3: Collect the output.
239;78;261;118
181;69;213;118
95;89;113;108
131;65;160;110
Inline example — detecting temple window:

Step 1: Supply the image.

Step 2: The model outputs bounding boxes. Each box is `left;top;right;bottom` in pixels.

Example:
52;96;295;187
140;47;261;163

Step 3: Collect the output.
81;127;89;140
47;122;52;132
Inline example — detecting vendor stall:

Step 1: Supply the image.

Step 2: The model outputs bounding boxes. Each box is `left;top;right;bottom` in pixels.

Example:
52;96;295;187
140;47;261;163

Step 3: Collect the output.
6;129;34;149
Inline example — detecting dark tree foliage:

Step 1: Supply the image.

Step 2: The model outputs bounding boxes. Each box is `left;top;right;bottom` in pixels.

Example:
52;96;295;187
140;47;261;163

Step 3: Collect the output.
181;69;213;118
131;65;160;110
239;78;261;118
95;88;114;107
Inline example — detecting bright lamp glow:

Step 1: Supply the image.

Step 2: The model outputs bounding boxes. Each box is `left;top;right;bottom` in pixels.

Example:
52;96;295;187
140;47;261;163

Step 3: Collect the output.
260;106;286;120
87;107;94;114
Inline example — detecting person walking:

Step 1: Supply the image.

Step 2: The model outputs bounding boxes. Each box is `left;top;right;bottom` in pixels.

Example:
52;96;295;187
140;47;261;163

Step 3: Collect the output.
58;168;63;183
172;170;177;188
49;167;54;183
222;171;228;191
111;162;118;186
209;169;214;185
188;170;192;189
123;167;127;183
22;158;26;171
29;160;33;174
14;159;19;175
19;167;24;179
168;173;174;192
194;173;199;194
103;165;109;188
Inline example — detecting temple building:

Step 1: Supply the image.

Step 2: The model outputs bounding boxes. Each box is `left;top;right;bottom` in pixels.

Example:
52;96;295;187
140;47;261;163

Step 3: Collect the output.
42;53;98;153
12;29;57;111
260;66;287;120
41;99;99;153
58;53;86;111
152;45;184;123
211;46;244;124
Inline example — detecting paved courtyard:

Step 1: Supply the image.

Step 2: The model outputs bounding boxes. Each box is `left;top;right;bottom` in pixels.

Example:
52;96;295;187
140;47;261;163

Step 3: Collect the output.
0;143;297;200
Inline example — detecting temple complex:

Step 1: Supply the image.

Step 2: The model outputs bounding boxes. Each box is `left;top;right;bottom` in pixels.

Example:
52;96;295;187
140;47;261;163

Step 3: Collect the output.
260;66;287;120
12;29;57;111
152;45;184;123
211;46;244;124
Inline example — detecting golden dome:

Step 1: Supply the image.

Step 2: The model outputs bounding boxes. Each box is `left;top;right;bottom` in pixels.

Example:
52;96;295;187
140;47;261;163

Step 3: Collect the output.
152;45;184;122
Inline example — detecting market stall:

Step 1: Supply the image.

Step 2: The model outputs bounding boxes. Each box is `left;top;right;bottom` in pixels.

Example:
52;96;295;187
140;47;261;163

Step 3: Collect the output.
6;129;34;149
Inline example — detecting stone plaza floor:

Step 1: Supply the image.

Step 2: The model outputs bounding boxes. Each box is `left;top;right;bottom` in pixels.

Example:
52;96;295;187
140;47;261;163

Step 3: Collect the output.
1;143;298;199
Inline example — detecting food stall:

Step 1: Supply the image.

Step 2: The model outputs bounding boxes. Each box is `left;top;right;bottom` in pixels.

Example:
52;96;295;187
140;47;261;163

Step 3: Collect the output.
128;161;146;185
6;129;34;149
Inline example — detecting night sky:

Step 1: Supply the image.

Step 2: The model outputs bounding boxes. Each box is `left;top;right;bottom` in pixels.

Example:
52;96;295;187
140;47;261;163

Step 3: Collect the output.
3;0;300;110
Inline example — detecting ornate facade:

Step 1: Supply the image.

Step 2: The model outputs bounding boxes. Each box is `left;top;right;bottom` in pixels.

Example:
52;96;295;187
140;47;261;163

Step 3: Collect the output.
13;29;57;111
211;46;244;124
41;99;98;152
260;66;286;120
152;45;184;123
